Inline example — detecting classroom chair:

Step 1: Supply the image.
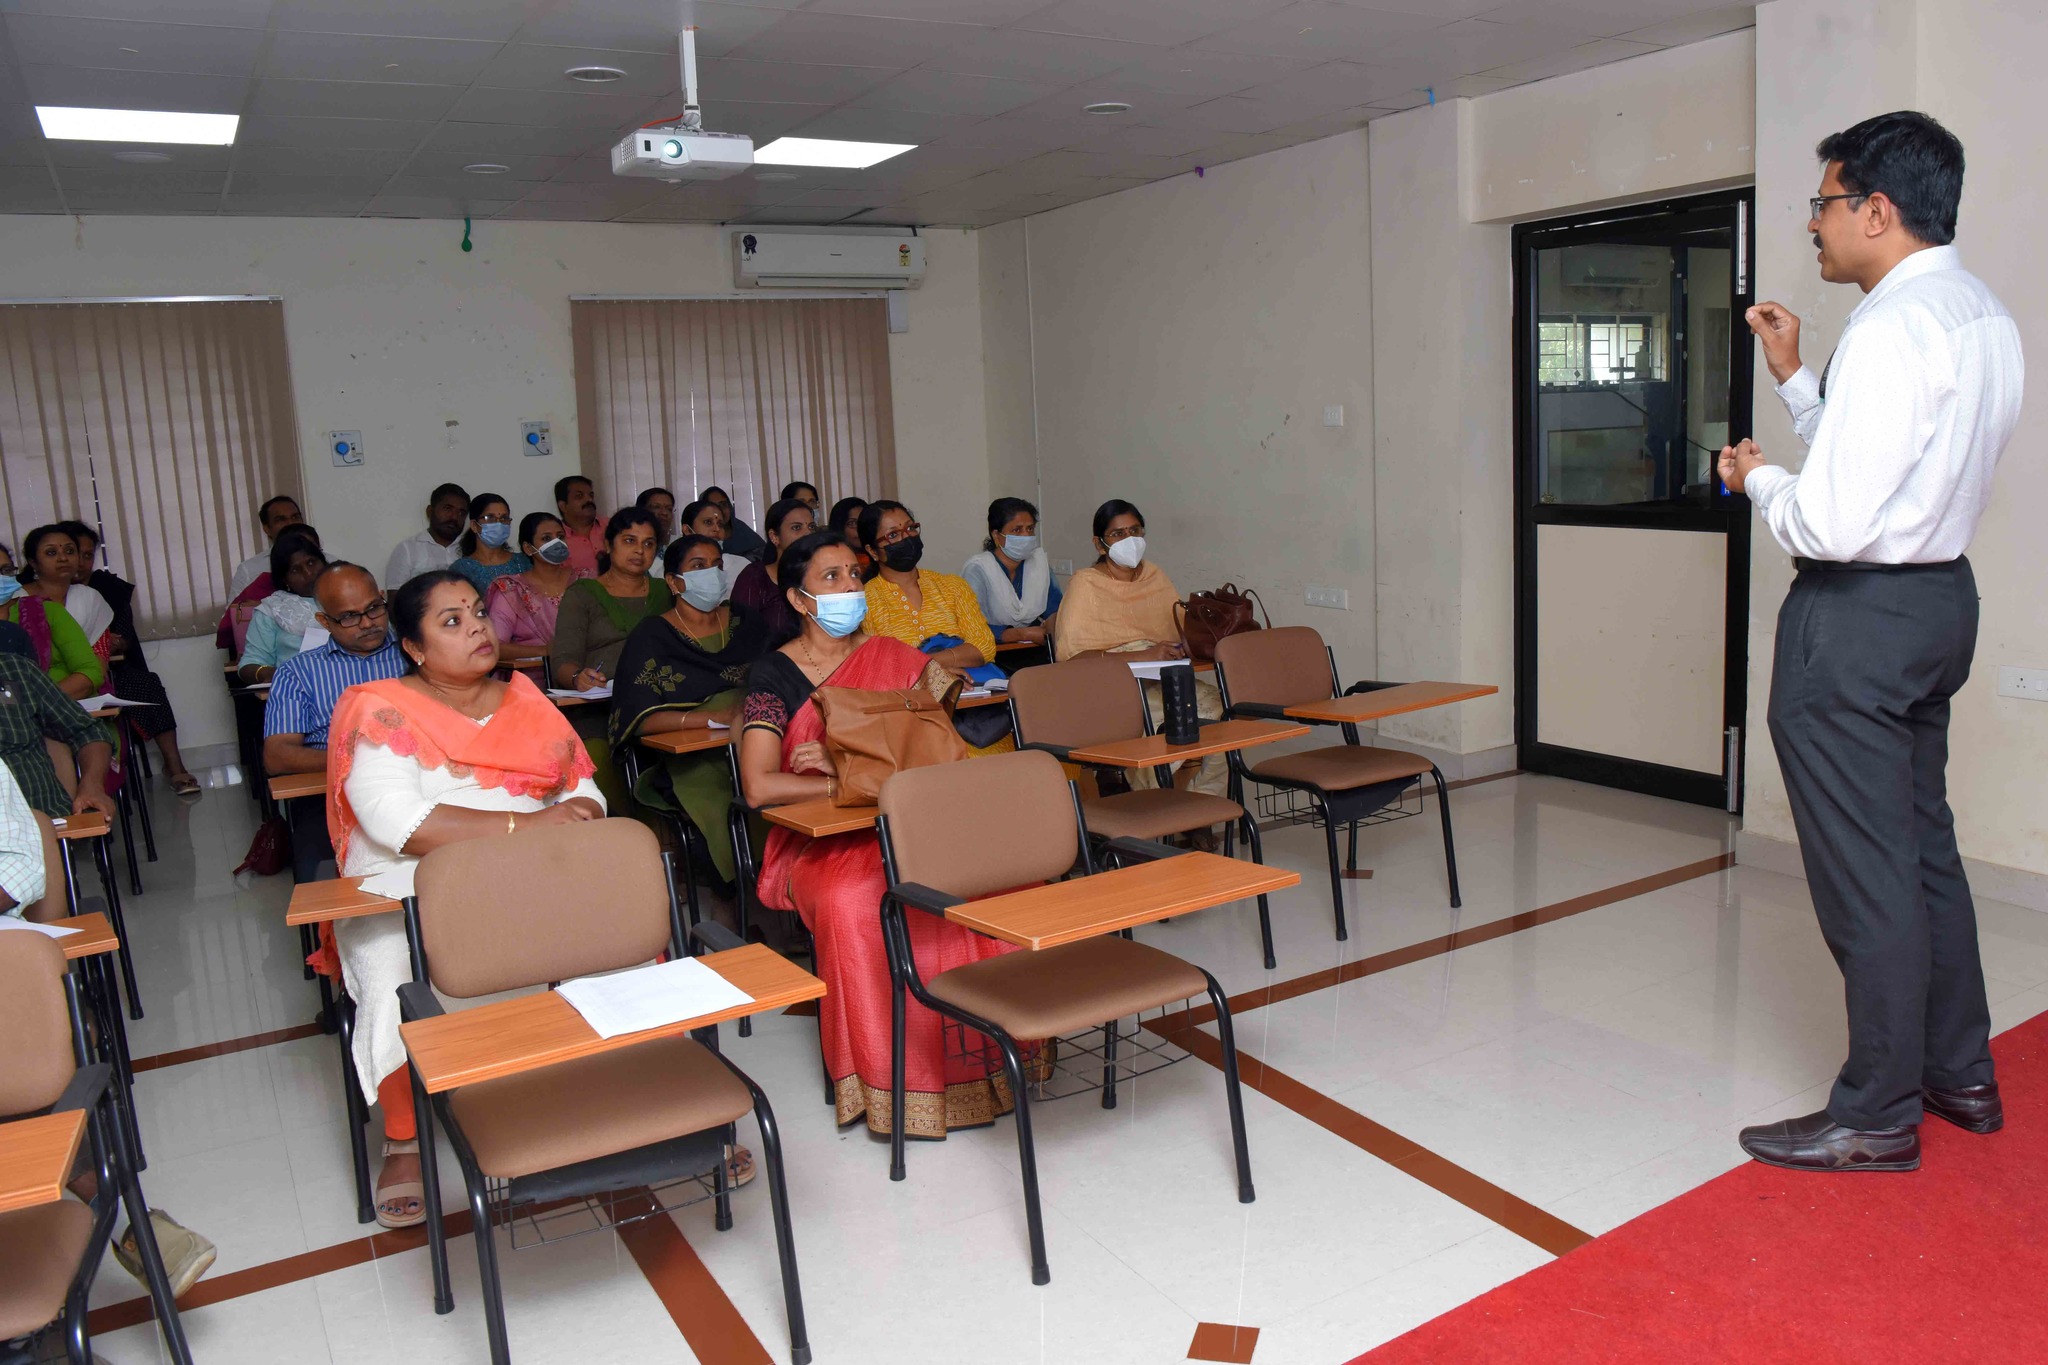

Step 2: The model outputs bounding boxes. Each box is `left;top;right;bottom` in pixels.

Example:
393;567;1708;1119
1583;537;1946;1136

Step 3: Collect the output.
1212;627;1461;940
1008;654;1281;967
44;739;143;1021
875;749;1254;1285
0;933;191;1365
399;819;809;1365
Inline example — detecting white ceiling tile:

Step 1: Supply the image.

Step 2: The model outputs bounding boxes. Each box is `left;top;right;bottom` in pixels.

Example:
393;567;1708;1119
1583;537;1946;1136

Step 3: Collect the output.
1071;121;1214;157
730;205;865;223
724;12;987;69
775;187;902;208
222;192;377;215
56;166;225;193
693;58;897;105
238;114;440;148
1479;35;1659;81
842;143;1008;193
1430;73;1517;96
1;0;275;25
1193;2;1449;60
1172;95;1290;135
926;28;1156;82
4;193;66;213
22;64;250;113
248;78;467;121
1475;0;1714;37
399;149;575;180
806;0;1048;23
613;198;731;222
4;15;268;76
441;86;669;128
511;1;793;57
495;197;631;220
934;111;1101;154
231;144;413;178
260;31;504;85
852;69;1064;118
1261;104;1377;142
0;124;44;167
1020;0;1298;47
785;106;983;144
1328;0;1499;17
1374;16;1595;78
421;122;614;157
1618;4;1752;46
42;140;234;170
1238;60;1419;109
517;177;666;204
471;43;679;97
680;100;838;142
269;0;538;43
0;164;58;193
1101;48;1320;98
362;195;518;218
66;191;223;213
225;170;393;195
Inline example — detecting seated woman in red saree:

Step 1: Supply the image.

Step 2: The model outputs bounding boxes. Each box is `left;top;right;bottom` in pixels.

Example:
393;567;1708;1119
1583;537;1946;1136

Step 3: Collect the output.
739;531;1023;1139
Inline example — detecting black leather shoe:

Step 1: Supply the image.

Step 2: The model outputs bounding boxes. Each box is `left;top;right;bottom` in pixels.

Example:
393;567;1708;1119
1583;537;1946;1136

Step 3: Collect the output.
1924;1082;2003;1134
1738;1109;1920;1172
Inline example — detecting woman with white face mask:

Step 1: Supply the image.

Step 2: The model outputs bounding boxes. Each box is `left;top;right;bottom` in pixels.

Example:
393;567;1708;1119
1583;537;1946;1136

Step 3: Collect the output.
961;496;1061;650
484;512;587;649
736;529;1025;1140
1053;499;1229;802
451;493;531;595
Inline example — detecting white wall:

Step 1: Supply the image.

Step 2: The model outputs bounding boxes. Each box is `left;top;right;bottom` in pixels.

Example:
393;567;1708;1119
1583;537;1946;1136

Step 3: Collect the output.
0;214;990;755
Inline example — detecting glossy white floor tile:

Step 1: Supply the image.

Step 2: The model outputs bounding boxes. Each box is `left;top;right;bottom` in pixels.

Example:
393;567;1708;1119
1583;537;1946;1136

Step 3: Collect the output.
62;769;2048;1365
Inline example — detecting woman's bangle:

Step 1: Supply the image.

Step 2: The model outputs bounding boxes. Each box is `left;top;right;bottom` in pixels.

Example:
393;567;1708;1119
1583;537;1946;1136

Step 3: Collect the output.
506;811;517;836
826;777;837;801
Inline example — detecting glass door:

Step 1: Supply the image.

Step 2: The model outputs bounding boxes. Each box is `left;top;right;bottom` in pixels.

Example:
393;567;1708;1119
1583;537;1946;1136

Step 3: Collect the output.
1512;189;1754;809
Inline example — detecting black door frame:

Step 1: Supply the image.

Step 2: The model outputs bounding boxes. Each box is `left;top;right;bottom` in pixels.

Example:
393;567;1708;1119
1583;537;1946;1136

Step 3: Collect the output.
1511;188;1756;810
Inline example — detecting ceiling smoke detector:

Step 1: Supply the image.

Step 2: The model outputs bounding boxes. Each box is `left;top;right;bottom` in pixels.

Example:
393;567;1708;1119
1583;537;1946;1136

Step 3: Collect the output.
463;163;511;175
1083;101;1132;115
565;65;628;83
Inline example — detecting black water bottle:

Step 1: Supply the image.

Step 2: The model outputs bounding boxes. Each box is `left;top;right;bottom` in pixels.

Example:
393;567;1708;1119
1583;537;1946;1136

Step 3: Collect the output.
1160;661;1200;745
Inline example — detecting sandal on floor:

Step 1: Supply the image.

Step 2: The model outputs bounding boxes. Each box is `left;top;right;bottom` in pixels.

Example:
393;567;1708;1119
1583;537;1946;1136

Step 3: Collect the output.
169;772;202;796
376;1139;427;1229
725;1144;756;1189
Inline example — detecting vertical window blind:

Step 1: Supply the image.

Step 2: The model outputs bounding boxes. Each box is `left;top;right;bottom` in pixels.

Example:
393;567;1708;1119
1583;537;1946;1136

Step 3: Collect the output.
571;297;897;528
0;299;302;638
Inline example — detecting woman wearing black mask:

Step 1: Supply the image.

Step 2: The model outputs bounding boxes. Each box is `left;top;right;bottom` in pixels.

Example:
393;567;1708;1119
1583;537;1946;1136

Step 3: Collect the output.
857;500;1011;755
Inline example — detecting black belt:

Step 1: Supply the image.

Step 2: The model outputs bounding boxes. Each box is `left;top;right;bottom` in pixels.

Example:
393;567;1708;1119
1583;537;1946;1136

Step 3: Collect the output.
1794;557;1957;573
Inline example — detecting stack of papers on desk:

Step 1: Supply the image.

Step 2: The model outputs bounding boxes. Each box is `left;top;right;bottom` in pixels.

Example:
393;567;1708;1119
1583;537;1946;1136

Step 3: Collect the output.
556;957;754;1039
77;694;151;711
1125;659;1194;680
547;683;613;701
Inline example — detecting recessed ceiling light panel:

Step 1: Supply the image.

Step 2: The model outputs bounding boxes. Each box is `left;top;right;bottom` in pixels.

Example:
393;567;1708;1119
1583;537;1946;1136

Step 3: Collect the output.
35;106;238;145
565;65;627;83
754;137;915;169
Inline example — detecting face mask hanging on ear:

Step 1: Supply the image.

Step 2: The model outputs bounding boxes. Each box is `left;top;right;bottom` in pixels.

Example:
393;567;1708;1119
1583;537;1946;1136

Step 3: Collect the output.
1107;535;1147;569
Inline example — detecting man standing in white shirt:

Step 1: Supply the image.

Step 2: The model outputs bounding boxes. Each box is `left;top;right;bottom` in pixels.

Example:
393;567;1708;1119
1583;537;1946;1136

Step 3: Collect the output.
383;483;468;591
227;494;303;600
1720;112;2024;1173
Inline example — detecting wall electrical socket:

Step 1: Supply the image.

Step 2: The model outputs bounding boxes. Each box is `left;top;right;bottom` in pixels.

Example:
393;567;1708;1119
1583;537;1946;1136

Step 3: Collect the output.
1304;584;1348;610
1996;666;2048;701
327;430;362;467
1323;404;1344;428
521;421;552;457
1051;558;1073;576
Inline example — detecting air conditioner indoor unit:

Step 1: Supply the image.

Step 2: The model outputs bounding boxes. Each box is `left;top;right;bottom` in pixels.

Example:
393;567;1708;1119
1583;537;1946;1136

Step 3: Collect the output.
732;232;926;289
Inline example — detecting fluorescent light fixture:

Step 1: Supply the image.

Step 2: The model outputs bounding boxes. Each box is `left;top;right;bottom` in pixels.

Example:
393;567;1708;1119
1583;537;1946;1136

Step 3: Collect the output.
36;106;239;145
754;137;914;169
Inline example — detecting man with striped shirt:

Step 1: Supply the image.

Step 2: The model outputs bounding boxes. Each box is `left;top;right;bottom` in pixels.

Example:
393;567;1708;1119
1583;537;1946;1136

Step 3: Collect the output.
263;563;404;880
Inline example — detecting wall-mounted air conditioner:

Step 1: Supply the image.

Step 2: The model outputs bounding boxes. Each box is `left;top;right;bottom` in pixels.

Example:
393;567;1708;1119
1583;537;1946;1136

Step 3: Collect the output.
732;232;926;289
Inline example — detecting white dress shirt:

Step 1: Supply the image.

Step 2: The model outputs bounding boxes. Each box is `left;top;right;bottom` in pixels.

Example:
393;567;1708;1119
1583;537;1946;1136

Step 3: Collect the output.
383;529;462;590
1747;244;2024;563
227;551;270;600
0;761;45;916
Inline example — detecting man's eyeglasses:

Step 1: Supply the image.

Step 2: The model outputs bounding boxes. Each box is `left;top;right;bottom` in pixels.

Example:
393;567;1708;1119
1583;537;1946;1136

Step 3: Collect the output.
1810;192;1869;218
327;599;389;629
876;521;922;548
1099;525;1144;544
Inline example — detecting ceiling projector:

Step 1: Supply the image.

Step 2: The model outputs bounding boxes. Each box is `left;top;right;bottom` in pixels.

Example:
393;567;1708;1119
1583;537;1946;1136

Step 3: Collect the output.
612;25;752;183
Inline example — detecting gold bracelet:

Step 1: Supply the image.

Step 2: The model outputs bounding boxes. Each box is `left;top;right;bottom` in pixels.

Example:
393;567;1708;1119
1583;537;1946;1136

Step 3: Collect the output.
826;777;837;801
506;811;517;836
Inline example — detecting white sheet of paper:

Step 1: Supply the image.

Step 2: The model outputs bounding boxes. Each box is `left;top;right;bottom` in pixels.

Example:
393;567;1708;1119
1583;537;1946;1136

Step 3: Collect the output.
77;693;152;711
707;718;731;730
0;917;80;938
1125;660;1194;681
556;957;755;1040
300;626;332;652
547;683;613;700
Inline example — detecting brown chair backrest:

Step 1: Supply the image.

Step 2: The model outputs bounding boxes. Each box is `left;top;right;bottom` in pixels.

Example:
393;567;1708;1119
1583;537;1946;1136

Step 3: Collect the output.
44;740;77;799
1008;655;1147;752
0;932;75;1118
879;748;1077;902
22;813;67;924
413;818;672;999
1215;626;1335;709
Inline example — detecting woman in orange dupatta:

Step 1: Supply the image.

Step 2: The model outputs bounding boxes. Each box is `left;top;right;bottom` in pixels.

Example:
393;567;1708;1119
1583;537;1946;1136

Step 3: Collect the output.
739;532;1023;1139
319;570;602;1227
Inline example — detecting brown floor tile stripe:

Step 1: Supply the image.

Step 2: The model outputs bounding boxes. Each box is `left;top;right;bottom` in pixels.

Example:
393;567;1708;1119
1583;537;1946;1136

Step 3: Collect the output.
1149;1020;1592;1258
616;1193;775;1365
129;1021;328;1074
1189;1321;1262;1362
1176;852;1734;1029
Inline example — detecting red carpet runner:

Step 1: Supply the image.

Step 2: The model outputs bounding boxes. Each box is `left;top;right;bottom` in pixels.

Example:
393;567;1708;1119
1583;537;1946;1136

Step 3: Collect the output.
1357;1008;2048;1364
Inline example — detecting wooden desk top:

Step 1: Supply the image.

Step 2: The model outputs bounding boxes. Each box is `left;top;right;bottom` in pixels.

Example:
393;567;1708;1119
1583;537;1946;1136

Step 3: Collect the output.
401;943;823;1094
945;852;1301;951
761;799;877;838
637;728;734;756
86;708;117;720
957;690;1006;710
0;1111;88;1214
50;812;110;841
497;646;548;665
1283;681;1498;725
286;876;401;926
269;770;327;802
48;912;118;960
1066;718;1310;768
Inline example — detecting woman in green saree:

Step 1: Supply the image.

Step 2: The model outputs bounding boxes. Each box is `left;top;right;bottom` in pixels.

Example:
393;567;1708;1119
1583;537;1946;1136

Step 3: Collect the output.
608;534;771;883
549;507;670;810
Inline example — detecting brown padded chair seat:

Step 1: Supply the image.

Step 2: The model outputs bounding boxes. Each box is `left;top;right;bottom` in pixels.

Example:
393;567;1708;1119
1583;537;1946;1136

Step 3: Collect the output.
449;1034;753;1180
0;1198;93;1339
927;936;1207;1041
1248;744;1432;793
1081;788;1243;841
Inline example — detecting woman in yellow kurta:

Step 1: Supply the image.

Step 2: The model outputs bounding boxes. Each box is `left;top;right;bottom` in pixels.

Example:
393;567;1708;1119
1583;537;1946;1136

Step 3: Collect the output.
858;500;1014;756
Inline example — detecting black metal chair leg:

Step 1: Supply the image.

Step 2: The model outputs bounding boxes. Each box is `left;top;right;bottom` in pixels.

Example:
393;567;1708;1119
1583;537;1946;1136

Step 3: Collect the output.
412;1069;454;1315
95;838;144;1019
116;1140;195;1363
1243;812;1276;969
338;1000;374;1223
131;743;158;864
1101;1019;1121;1109
114;777;143;896
1346;818;1359;874
712;1120;735;1231
996;1034;1050;1285
465;1167;512;1365
1431;768;1462;908
1319;806;1349;941
1203;973;1256;1204
91;956;146;1173
889;977;908;1180
750;1088;812;1365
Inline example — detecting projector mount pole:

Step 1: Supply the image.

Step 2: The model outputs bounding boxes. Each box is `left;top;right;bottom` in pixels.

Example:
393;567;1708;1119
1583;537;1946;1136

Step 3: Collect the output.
678;20;702;132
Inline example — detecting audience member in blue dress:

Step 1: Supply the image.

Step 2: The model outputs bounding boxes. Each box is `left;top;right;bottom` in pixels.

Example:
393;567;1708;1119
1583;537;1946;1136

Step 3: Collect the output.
450;492;531;594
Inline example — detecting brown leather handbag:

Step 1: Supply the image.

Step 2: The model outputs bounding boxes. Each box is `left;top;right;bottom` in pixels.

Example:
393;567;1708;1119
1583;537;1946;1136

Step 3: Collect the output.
1174;583;1270;662
813;680;969;806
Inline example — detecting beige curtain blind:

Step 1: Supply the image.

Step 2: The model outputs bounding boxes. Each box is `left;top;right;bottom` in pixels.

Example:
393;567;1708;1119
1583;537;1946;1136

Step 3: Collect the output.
0;299;302;638
571;297;896;529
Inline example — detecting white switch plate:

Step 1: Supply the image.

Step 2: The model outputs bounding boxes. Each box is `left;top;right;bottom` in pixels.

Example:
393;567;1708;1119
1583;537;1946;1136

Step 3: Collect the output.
327;430;362;467
1997;666;2048;701
1304;584;1348;610
1051;558;1073;576
1323;405;1344;428
521;420;552;457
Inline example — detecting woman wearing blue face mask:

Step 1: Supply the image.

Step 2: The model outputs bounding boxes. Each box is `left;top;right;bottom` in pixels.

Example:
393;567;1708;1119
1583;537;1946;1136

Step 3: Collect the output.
450;493;530;595
737;530;1024;1139
485;513;586;649
962;496;1062;652
609;534;770;885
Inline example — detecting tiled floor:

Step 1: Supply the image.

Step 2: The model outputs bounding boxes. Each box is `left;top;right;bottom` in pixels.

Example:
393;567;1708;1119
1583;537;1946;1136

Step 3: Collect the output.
66;767;2048;1365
